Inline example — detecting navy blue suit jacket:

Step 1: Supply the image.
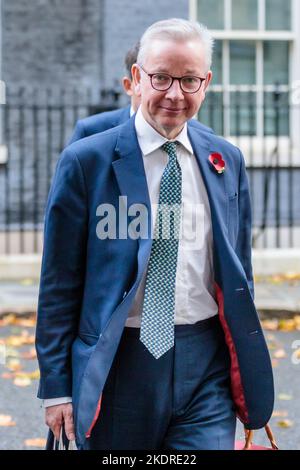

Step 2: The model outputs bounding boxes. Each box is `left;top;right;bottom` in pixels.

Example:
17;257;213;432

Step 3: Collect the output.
36;116;274;446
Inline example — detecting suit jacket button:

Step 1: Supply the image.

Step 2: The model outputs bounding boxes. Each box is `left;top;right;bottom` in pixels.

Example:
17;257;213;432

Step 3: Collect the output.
123;291;127;299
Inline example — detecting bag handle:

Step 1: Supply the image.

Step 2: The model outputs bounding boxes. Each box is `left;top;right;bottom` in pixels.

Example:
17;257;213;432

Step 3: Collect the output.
52;426;77;450
243;424;279;450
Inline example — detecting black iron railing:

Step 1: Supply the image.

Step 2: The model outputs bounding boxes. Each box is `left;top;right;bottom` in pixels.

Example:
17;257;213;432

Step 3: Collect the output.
0;87;299;253
0;87;122;254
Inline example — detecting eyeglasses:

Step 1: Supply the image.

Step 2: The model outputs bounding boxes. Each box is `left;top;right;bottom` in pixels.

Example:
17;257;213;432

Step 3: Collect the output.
139;64;206;94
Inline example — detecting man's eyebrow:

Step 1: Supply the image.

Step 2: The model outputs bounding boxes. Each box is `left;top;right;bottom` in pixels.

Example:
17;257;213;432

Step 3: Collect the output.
150;68;200;75
149;68;170;74
184;70;200;75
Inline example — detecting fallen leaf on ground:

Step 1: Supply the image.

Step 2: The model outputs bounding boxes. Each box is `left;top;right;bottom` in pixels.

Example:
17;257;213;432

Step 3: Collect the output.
5;334;35;347
256;273;300;283
261;320;279;331
294;316;300;330
1;372;15;379
15;369;40;380
0;314;36;328
21;348;37;360
284;272;300;281
20;278;34;286
7;359;22;371
273;410;288;418
278;319;297;332
13;376;32;387
270;276;283;284
5;336;26;347
262;316;300;332
24;438;46;447
278;393;293;401
0;314;17;327
277;419;293;428
14;317;36;328
0;415;16;426
273;348;287;359
28;369;40;380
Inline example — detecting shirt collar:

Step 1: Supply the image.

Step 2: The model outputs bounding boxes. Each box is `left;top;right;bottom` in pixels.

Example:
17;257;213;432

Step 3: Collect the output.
135;107;193;156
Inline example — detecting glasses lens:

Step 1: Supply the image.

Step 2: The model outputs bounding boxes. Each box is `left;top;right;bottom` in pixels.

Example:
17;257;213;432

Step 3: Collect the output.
152;73;172;90
181;77;201;93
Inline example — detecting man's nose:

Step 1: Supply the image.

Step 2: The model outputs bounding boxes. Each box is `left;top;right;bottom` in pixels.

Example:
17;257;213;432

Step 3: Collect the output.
165;79;185;100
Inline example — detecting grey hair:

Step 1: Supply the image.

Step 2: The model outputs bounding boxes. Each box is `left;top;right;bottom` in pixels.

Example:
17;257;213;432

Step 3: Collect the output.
137;18;214;72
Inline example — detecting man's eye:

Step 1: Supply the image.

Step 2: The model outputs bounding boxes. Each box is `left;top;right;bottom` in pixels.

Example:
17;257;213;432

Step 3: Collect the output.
182;77;197;84
154;74;169;82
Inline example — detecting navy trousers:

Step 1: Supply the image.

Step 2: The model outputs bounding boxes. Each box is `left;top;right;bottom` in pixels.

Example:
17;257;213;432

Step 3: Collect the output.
83;315;236;450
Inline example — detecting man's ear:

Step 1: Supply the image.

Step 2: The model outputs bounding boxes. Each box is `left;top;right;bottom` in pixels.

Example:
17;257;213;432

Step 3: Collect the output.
131;64;142;96
201;70;213;100
204;71;213;92
122;77;133;97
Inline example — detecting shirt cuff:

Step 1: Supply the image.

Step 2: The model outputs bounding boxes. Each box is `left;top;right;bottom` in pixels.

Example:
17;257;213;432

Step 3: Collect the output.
42;397;72;408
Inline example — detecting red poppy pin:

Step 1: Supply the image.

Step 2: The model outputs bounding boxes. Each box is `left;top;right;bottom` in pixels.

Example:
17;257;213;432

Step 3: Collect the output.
209;153;225;174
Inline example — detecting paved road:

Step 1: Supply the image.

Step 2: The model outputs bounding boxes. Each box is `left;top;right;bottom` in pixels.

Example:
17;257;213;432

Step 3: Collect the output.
0;320;299;450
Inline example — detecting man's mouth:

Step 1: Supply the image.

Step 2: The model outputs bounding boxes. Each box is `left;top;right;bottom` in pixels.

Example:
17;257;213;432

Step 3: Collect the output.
160;106;185;113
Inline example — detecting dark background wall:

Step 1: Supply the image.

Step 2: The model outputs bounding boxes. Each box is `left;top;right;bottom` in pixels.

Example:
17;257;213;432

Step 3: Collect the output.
3;0;103;90
2;0;189;99
0;0;190;232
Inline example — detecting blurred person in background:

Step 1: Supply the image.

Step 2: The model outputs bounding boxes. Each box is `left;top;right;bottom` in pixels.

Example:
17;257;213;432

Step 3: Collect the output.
68;41;141;144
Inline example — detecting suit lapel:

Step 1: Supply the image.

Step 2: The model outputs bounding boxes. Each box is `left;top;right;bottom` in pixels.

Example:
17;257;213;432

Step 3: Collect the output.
187;124;228;238
112;115;151;227
112;116;152;281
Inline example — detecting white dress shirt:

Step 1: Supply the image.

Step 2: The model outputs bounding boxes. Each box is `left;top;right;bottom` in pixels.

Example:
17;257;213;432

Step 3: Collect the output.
125;108;218;327
43;108;218;407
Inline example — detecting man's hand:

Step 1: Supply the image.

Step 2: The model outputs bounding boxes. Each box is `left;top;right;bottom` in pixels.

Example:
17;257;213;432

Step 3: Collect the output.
45;403;75;441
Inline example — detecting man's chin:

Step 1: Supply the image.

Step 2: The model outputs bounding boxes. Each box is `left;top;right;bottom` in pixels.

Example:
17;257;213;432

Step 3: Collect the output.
156;112;185;125
159;118;185;132
146;112;186;137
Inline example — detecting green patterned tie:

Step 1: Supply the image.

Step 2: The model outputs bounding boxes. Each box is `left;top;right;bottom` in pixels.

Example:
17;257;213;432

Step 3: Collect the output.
140;141;182;359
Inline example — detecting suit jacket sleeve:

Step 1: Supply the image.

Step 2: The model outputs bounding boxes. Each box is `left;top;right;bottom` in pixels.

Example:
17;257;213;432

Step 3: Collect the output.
68;120;86;145
236;149;255;300
35;147;87;399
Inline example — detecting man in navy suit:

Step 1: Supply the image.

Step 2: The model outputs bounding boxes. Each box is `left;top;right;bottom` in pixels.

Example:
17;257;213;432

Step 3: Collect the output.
36;18;274;450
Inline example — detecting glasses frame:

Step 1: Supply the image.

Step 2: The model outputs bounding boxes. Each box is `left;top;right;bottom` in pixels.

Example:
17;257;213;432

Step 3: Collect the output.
139;64;207;94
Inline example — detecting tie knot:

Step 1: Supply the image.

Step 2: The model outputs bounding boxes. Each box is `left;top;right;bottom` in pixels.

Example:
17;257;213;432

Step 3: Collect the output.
162;141;177;157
